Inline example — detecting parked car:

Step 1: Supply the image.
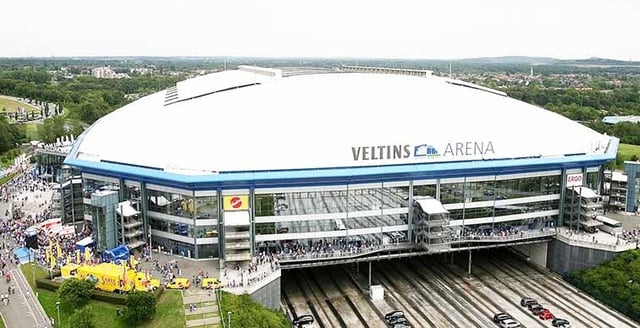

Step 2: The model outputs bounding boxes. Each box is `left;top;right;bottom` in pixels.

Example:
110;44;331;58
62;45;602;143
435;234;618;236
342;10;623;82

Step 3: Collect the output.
538;309;555;320
384;311;405;322
292;314;314;327
493;312;512;323
392;324;412;328
527;303;544;312
165;278;190;289
499;318;521;328
551;318;572;328
200;277;223;290
520;297;537;307
388;316;409;326
531;306;546;315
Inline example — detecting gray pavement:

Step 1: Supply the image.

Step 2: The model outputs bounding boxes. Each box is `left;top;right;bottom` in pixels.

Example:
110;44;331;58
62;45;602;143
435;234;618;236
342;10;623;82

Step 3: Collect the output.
604;211;640;230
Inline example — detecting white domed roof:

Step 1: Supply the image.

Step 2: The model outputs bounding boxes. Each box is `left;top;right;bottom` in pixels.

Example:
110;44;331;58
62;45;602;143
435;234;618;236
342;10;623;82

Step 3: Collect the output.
69;67;612;175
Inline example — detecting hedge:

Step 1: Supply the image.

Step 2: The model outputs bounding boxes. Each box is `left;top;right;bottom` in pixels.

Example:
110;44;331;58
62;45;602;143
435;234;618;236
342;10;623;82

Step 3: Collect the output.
34;278;164;305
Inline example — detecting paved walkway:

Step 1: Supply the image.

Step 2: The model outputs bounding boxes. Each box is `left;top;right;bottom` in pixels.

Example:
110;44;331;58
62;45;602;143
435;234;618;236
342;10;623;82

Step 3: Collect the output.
0;172;51;328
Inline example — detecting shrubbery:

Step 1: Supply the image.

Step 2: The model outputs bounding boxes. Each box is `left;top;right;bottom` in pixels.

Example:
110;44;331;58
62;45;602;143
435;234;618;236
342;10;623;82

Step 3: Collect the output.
568;249;640;321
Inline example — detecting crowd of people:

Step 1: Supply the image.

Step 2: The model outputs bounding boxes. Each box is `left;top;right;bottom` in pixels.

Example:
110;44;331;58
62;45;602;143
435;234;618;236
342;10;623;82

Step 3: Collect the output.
257;237;383;261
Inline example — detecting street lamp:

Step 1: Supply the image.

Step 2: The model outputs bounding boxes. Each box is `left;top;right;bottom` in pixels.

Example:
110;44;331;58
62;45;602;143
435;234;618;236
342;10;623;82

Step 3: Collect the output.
55;301;61;328
227;311;232;328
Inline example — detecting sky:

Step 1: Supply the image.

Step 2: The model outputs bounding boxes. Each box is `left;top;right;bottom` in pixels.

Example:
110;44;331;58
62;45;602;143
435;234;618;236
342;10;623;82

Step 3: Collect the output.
1;0;639;60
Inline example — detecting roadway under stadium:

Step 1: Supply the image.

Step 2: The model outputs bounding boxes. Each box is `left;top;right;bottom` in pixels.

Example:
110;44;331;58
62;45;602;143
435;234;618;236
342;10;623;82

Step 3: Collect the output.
63;65;621;313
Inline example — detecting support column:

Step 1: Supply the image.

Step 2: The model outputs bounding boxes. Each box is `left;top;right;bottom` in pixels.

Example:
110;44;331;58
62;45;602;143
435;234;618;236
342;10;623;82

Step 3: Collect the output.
467;249;472;278
368;261;372;290
451;252;454;265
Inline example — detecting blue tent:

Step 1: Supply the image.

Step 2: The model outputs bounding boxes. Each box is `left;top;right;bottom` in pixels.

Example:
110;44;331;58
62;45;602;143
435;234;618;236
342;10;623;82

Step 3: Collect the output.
75;237;95;252
101;245;130;263
13;247;32;264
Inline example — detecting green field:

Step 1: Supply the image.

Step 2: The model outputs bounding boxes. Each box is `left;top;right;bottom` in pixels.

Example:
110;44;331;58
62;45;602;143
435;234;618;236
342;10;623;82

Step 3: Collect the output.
0;96;39;113
619;143;640;161
20;264;185;328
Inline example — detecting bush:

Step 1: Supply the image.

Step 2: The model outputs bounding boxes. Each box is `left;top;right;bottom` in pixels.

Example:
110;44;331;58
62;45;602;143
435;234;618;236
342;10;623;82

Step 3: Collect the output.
58;278;94;309
69;307;96;328
35;278;61;291
91;289;127;305
122;291;157;324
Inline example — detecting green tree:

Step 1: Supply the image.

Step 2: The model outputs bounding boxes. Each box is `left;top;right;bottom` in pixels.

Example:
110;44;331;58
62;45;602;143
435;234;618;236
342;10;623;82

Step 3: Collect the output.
58;278;94;309
68;307;96;328
122;291;157;324
37;116;66;143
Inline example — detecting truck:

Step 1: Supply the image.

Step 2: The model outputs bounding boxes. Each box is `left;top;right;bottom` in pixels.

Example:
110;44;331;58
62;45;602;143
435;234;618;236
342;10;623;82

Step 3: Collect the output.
67;263;159;293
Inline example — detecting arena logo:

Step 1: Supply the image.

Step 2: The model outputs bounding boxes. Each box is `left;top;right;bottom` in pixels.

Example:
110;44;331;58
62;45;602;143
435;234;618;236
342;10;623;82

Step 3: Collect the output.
351;141;494;161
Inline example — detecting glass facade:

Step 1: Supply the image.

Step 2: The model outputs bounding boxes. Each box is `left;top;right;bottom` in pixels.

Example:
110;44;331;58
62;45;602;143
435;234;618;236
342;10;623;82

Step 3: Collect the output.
77;167;599;259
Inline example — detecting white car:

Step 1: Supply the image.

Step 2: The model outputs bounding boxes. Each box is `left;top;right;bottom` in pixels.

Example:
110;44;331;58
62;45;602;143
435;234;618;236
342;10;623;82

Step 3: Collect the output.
499;319;521;328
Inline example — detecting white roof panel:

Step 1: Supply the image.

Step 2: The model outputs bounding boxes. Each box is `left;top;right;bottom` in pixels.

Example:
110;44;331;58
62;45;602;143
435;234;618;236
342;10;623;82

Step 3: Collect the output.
71;68;614;174
415;197;449;215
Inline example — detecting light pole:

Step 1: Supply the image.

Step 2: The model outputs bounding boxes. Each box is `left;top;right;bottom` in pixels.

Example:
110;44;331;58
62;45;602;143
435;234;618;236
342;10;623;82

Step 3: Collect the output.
55;301;61;328
227;311;232;328
31;260;36;286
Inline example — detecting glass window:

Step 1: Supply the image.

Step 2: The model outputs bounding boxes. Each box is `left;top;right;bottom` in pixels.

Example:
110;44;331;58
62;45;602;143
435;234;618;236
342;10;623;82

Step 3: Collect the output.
195;195;219;221
83;177;118;200
147;189;193;219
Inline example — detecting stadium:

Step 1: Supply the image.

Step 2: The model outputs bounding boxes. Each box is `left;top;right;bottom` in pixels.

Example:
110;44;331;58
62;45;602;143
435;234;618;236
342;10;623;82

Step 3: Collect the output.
64;65;619;269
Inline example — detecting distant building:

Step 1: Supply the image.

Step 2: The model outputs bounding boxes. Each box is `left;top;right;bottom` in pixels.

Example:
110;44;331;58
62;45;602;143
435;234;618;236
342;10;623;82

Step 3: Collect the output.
91;67;129;79
602;116;640;125
603;170;627;212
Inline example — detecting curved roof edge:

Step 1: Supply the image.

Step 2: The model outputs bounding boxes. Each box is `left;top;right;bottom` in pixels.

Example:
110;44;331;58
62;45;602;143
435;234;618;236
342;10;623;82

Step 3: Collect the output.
65;140;617;190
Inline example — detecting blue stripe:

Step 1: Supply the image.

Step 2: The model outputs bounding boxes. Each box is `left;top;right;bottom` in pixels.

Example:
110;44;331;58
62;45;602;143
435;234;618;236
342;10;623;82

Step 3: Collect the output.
64;152;614;190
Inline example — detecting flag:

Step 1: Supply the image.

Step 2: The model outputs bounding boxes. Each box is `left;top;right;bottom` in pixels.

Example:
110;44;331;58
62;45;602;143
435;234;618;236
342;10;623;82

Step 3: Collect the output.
76;249;80;264
129;255;137;270
56;243;63;258
84;247;91;264
49;251;56;269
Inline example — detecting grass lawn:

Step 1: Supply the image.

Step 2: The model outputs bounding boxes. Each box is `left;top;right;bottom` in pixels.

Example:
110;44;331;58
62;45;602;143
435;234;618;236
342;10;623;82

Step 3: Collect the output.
20;264;185;328
23;122;40;140
0;96;39;113
619;143;640;161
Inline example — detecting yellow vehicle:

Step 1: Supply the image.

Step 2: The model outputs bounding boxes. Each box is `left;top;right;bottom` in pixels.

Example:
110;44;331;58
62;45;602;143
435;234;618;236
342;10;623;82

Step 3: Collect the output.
135;272;161;291
74;263;160;293
201;277;223;289
60;263;81;278
76;263;135;293
166;278;190;289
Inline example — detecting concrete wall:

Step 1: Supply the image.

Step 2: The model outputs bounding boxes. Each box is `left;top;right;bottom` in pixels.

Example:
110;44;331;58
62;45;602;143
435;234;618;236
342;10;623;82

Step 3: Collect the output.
250;276;281;310
511;242;548;268
547;239;621;276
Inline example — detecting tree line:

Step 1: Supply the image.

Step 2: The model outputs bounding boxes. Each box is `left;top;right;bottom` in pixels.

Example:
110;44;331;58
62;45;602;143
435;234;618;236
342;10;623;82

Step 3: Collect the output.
0;69;183;125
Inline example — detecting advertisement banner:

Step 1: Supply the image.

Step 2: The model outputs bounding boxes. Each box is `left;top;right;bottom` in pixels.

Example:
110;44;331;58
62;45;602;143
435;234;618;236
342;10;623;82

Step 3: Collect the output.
566;173;584;187
223;195;249;211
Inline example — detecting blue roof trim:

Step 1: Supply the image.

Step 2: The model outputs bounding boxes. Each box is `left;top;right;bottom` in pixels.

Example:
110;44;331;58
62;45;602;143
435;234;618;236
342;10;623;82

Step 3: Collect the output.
64;151;615;190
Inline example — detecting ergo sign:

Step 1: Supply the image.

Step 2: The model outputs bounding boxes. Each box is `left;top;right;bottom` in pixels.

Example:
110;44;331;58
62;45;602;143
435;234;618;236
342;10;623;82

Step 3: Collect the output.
566;173;584;187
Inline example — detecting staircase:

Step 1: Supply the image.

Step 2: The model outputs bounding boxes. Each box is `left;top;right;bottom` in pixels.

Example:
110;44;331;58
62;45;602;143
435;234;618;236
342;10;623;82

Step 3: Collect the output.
183;289;221;327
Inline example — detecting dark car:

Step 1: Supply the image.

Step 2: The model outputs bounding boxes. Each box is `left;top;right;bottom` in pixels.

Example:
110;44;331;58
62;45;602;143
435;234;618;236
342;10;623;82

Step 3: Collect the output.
552;318;571;327
388;316;409;326
292;314;314;327
385;311;405;322
520;297;537;307
493;312;512;323
392;323;412;328
528;303;544;313
531;307;546;315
